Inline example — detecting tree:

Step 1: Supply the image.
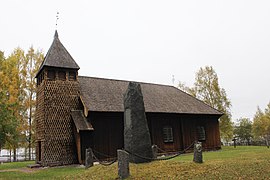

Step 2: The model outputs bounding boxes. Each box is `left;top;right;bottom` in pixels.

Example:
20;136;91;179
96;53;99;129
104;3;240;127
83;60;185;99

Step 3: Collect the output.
22;47;43;160
0;92;17;150
252;104;270;147
0;47;43;160
234;118;253;145
178;66;233;141
0;52;17;149
0;50;21;160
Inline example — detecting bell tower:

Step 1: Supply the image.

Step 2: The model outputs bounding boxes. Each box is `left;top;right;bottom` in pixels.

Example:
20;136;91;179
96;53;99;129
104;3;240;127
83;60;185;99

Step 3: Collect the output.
35;31;80;166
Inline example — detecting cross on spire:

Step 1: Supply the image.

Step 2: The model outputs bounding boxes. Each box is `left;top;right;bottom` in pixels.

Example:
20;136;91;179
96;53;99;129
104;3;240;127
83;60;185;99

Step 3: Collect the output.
56;12;59;30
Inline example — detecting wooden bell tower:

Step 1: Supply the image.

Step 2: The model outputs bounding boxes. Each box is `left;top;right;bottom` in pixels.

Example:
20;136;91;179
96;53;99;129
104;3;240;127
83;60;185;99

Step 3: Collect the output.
35;31;80;166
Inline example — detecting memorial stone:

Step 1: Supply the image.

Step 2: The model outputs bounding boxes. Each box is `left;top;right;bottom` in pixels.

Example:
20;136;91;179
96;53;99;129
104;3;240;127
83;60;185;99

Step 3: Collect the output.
124;82;153;163
193;141;203;163
152;145;158;159
118;150;130;179
85;148;94;169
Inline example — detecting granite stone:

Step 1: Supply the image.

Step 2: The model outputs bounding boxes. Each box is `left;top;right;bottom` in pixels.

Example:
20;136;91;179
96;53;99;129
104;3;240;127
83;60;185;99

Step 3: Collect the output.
124;82;153;163
118;150;130;179
85;148;94;169
193;141;203;163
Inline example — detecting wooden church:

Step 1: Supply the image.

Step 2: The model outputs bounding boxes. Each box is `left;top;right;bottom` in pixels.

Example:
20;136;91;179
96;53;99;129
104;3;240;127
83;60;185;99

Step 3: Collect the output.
35;31;223;166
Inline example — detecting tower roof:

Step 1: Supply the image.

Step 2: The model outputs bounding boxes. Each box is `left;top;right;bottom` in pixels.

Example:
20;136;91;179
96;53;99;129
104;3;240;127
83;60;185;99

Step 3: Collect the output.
36;30;80;77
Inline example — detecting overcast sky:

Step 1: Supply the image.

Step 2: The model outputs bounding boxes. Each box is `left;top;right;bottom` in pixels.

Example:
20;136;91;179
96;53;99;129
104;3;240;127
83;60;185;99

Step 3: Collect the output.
1;0;270;121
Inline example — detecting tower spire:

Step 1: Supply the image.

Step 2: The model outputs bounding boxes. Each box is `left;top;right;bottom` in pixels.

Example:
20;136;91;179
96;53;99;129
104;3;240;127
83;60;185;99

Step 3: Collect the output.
54;30;58;38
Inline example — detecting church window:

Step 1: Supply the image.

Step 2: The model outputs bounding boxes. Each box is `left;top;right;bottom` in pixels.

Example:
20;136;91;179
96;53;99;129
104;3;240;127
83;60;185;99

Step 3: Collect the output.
163;126;173;143
69;71;76;81
48;70;56;80
197;126;206;141
58;71;66;80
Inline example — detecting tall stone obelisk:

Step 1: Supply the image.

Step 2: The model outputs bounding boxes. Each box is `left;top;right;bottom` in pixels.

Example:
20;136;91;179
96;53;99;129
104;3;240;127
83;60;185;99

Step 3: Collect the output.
124;82;153;163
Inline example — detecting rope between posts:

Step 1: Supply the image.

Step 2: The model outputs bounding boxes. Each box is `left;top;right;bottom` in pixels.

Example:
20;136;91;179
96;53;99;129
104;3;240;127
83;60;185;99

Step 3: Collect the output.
125;142;195;161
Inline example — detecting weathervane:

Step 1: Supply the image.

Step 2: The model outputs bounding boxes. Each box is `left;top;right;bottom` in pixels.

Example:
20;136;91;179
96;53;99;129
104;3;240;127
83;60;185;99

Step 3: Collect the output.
56;12;59;29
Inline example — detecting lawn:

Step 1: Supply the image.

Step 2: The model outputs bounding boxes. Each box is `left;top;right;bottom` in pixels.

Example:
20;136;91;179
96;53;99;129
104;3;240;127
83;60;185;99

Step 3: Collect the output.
0;146;269;179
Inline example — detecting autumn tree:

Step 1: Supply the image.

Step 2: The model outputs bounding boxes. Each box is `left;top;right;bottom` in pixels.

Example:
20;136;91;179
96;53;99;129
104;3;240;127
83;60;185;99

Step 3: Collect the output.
0;91;17;151
252;104;270;148
233;118;253;145
0;51;17;150
21;47;43;160
178;66;233;141
0;49;22;160
0;47;43;160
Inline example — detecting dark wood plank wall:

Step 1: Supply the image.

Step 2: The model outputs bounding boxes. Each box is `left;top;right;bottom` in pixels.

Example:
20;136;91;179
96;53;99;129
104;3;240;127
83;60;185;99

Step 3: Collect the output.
147;113;183;153
180;114;221;150
147;113;221;152
83;112;221;160
88;112;124;160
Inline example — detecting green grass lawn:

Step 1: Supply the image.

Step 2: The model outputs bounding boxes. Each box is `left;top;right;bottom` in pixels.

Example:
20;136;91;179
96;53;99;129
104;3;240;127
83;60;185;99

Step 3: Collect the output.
0;146;269;179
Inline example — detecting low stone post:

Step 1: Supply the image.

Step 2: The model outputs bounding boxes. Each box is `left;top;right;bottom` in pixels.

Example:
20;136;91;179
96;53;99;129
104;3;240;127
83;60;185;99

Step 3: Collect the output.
85;148;94;169
118;149;130;179
152;145;158;159
193;141;203;163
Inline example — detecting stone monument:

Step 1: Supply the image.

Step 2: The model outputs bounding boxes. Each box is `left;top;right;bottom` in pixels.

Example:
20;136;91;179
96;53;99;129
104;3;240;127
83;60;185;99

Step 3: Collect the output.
85;148;94;169
152;145;158;159
124;82;153;163
193;141;203;163
118;149;130;179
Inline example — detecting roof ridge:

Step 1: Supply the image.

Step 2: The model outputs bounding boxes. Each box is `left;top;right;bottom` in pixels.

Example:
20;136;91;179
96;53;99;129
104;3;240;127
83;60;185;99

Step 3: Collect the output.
79;76;223;115
78;75;174;88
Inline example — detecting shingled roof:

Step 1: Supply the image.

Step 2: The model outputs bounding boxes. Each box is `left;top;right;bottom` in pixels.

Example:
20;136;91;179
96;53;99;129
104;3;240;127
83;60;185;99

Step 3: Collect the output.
71;110;94;132
78;76;223;116
36;31;80;77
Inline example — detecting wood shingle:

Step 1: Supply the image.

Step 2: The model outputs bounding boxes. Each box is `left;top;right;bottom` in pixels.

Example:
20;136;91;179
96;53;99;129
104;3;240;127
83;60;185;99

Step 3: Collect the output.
36;30;80;77
78;76;223;116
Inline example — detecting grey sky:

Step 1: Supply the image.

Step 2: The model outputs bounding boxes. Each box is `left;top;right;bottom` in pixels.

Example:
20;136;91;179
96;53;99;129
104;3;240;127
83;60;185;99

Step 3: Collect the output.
1;0;270;121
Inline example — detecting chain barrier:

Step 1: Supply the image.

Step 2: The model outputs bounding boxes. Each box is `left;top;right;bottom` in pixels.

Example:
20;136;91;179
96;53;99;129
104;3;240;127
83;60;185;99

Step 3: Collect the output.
89;142;194;166
91;149;117;166
156;146;168;153
92;149;115;159
125;142;195;161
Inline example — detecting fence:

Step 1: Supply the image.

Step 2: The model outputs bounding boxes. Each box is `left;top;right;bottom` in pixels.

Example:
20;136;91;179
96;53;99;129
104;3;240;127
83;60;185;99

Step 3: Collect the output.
222;140;267;146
